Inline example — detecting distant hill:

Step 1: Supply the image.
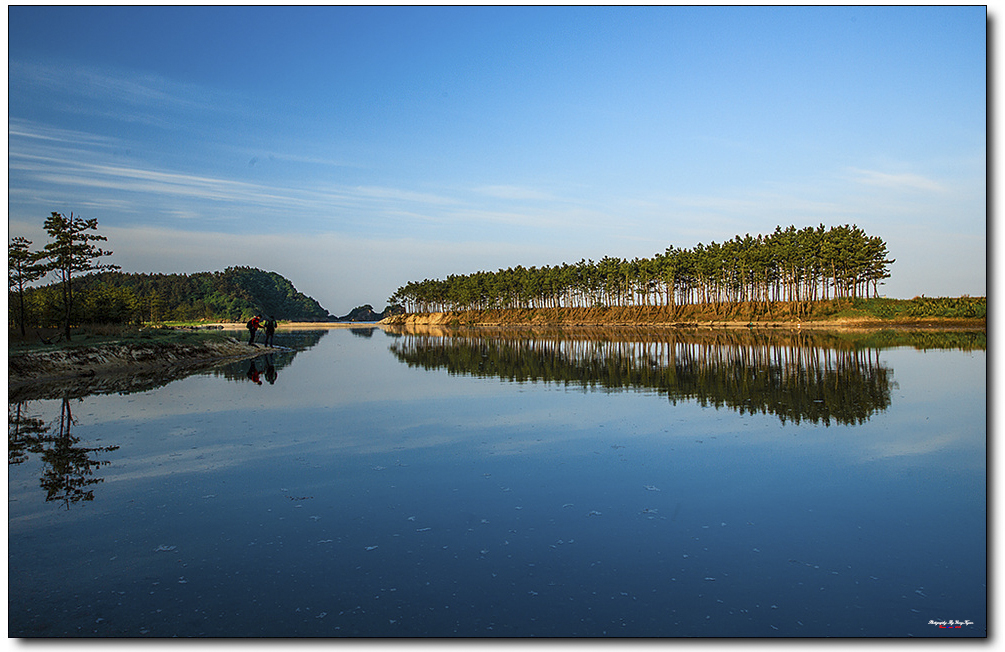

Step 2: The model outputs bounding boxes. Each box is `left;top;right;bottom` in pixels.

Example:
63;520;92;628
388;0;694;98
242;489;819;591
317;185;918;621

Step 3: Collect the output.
336;304;404;322
69;266;333;323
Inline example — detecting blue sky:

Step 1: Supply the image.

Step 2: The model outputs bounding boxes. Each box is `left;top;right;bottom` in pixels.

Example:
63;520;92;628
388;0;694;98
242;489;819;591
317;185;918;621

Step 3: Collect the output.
8;6;987;314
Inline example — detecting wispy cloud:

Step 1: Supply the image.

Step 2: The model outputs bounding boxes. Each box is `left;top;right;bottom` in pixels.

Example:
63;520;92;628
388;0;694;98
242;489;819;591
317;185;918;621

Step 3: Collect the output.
847;168;948;193
471;185;558;201
9;60;242;127
351;185;460;206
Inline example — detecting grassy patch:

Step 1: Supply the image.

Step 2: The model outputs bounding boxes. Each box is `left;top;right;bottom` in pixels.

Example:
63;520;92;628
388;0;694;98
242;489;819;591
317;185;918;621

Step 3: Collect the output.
9;324;232;352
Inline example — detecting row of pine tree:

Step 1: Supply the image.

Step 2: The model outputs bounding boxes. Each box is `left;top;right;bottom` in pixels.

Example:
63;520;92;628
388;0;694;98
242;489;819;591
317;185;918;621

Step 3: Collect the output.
390;224;894;313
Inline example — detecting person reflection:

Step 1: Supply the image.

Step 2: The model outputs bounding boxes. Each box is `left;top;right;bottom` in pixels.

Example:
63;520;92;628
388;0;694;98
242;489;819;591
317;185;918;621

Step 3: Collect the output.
246;359;263;385
264;355;278;385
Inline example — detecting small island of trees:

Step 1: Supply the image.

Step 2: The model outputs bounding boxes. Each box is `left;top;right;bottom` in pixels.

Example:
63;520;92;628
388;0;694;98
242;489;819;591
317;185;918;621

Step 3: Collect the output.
390;224;895;314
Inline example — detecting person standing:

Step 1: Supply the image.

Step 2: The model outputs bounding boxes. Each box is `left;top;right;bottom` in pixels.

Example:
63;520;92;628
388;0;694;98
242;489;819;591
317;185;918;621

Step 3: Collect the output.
247;315;262;346
263;316;277;348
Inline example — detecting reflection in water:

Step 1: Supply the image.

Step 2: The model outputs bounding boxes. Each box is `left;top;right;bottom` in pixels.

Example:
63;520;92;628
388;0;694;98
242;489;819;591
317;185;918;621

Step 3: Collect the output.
389;329;897;426
210;330;327;384
241;355;281;385
8;397;119;509
7;330;329;507
8;330;328;402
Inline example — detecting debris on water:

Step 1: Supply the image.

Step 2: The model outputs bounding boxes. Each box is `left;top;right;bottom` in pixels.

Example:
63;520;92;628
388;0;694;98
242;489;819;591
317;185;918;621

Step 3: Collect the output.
318;539;333;544
752;548;760;553
703;577;715;581
310;516;321;521
365;546;378;551
644;485;661;492
372;466;385;471
316;612;327;619
914;590;927;598
770;605;778;609
683;554;688;558
563;503;574;508
154;545;176;552
586;510;602;517
178;577;188;584
528;591;538;596
481;519;489;524
416;528;431;532
770;625;779;631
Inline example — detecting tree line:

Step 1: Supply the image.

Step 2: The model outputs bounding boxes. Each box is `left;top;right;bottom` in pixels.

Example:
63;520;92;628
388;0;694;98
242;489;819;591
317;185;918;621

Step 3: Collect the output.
389;224;895;313
10;213;333;339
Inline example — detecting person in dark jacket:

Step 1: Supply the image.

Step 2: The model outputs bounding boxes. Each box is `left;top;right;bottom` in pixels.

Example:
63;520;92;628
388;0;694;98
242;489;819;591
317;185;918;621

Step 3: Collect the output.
263;316;277;348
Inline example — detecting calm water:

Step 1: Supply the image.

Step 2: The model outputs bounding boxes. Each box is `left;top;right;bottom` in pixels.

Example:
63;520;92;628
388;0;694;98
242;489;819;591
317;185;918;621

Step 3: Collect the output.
8;326;987;637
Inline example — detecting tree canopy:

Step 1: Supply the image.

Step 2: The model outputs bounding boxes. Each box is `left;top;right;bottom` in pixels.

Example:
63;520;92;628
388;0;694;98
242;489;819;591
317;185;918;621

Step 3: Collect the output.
389;224;895;313
39;212;120;339
12;266;332;330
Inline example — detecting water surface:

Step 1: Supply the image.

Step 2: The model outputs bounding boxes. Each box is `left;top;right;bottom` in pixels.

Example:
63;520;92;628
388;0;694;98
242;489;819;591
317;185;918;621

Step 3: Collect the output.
8;327;986;637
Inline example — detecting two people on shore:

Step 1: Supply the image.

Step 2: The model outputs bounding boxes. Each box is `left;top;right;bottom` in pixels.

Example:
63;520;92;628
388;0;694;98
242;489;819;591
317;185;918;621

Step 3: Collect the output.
247;315;278;347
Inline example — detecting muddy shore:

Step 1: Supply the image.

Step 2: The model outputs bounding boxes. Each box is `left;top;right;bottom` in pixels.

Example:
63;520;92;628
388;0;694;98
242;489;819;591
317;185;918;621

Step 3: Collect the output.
8;337;284;398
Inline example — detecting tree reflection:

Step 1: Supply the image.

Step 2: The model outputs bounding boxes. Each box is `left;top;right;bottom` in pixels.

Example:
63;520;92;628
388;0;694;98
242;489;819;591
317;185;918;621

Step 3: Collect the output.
8;397;119;508
389;329;899;426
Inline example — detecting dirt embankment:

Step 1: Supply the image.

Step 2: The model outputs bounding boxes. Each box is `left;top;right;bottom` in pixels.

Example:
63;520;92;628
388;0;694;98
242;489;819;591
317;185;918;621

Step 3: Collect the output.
381;307;984;330
8;338;280;391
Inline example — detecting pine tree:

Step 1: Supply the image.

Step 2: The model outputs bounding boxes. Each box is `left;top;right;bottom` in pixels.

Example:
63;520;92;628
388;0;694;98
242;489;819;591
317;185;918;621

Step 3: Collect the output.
8;236;47;336
40;212;119;340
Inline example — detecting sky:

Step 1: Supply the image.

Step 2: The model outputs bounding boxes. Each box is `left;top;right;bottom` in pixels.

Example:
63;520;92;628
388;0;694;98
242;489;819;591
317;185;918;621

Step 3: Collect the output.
7;5;987;315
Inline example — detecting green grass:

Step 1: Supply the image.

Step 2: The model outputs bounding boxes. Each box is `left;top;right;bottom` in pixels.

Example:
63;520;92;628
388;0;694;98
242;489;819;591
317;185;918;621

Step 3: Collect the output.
9;323;232;352
812;297;986;321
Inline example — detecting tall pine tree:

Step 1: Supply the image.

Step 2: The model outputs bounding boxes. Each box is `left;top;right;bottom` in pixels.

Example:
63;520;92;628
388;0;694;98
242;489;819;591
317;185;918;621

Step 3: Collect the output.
40;212;119;340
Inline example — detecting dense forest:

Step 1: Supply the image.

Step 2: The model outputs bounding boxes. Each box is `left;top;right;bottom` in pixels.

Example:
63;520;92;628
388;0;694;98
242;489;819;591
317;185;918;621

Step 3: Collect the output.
14;266;332;328
390;224;895;313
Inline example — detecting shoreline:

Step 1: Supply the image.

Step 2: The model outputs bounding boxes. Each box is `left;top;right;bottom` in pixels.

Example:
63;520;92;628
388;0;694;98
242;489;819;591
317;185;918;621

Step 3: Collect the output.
8;337;285;394
203;322;386;329
378;311;985;331
8;313;984;395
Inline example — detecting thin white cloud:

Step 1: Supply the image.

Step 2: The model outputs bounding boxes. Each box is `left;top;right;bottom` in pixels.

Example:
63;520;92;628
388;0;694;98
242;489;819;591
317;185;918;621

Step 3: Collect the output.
472;185;557;201
351;185;460;206
847;168;948;193
10;59;242;125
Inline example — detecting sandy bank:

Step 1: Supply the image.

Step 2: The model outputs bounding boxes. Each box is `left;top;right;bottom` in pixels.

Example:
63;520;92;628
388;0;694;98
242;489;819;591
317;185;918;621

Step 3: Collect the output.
380;310;984;331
